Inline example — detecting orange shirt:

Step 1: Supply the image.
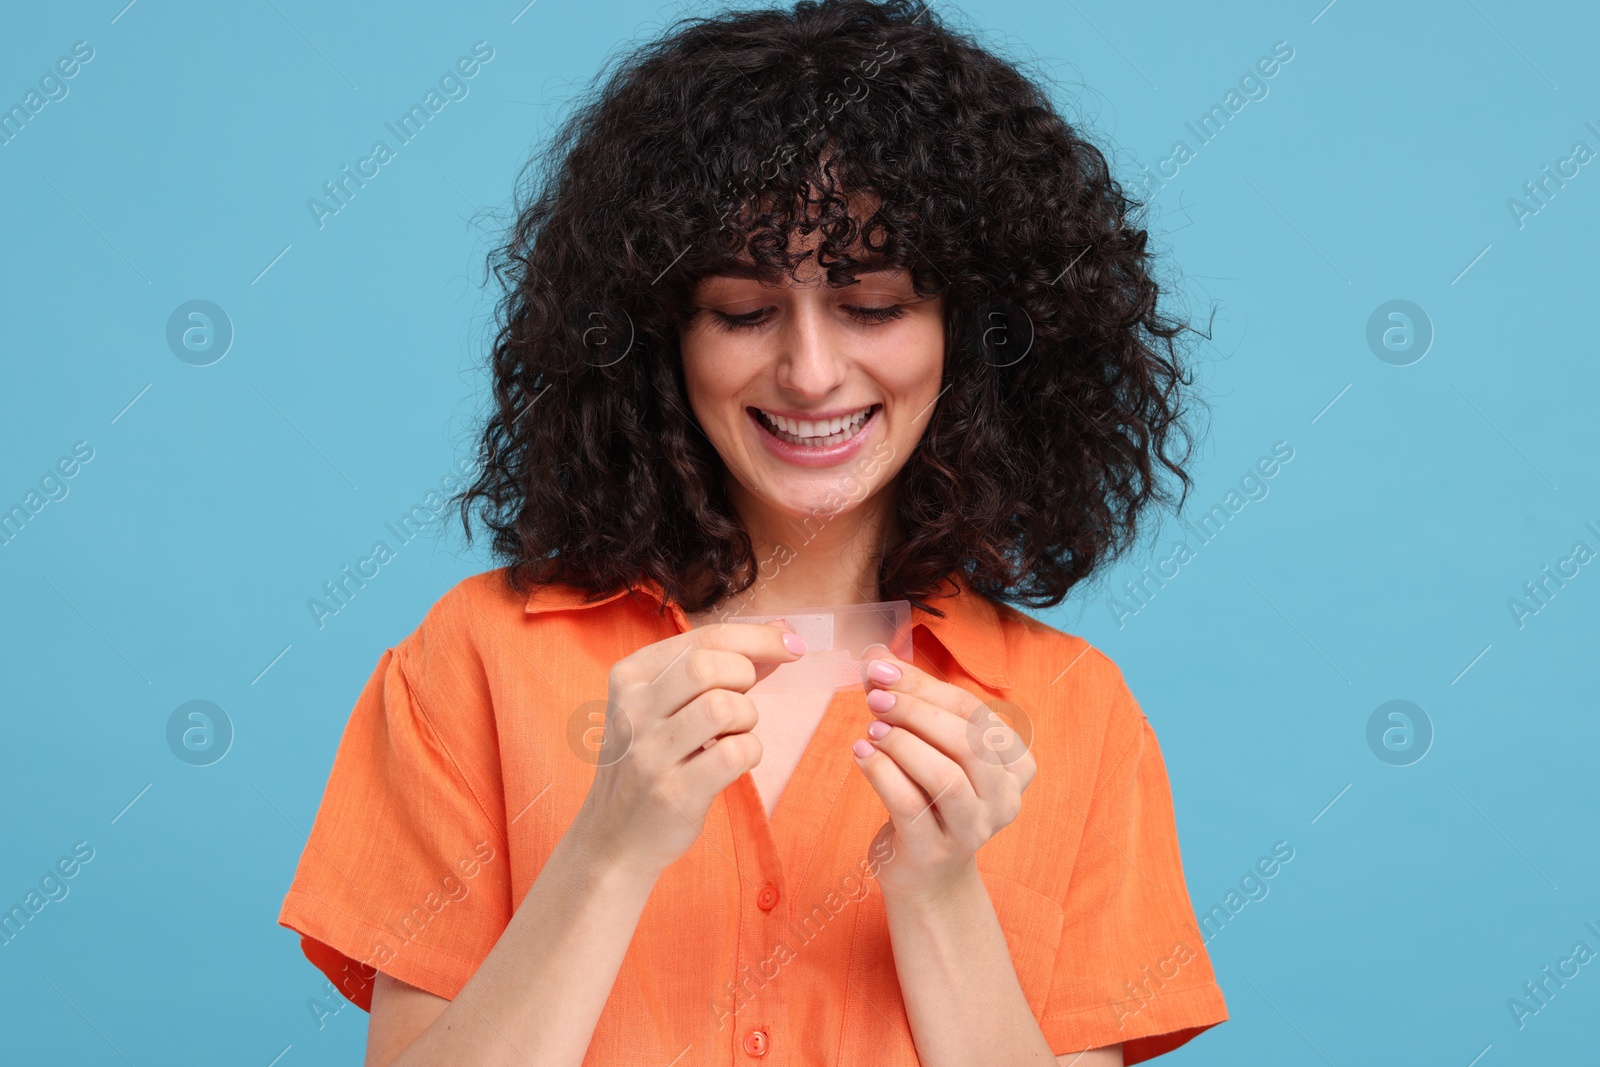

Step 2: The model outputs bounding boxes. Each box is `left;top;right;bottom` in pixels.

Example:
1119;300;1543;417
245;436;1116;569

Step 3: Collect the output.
278;568;1227;1064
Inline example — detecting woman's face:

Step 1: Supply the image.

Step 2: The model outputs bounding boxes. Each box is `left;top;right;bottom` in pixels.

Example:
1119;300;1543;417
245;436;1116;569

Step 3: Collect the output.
678;242;945;536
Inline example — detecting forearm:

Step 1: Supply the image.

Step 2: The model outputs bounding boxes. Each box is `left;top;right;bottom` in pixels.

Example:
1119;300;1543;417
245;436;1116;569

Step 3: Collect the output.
883;859;1056;1067
391;812;660;1067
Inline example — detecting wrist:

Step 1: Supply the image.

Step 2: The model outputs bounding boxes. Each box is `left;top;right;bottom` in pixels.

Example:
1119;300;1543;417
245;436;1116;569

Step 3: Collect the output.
563;804;668;891
880;856;983;915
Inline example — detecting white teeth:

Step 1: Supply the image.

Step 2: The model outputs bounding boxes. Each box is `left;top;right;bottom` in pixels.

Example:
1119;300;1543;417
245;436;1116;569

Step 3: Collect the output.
757;405;874;447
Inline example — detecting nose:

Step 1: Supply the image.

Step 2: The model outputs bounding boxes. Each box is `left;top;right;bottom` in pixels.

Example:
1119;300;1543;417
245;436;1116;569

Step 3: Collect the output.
774;296;849;400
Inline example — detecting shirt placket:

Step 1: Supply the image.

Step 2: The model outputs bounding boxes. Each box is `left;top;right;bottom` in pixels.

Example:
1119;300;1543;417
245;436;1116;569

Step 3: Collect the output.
661;598;863;1066
724;779;790;1066
720;691;865;1067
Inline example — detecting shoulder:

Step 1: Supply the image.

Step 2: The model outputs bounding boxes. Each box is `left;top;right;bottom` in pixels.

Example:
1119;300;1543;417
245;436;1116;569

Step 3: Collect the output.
393;567;527;671
399;566;629;653
395;568;637;707
990;601;1136;710
988;602;1147;766
423;566;530;629
392;566;620;703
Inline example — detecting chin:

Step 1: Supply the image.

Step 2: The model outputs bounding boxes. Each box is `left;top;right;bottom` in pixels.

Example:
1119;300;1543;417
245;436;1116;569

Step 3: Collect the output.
760;482;870;521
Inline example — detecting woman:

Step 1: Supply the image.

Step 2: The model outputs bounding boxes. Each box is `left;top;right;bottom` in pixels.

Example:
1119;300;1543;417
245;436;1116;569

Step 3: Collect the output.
277;1;1226;1064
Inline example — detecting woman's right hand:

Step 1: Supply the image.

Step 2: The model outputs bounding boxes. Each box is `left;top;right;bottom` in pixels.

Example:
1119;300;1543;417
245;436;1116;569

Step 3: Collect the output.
572;618;805;878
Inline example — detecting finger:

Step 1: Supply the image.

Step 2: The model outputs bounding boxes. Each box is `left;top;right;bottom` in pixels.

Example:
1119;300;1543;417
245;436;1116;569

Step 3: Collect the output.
851;736;946;853
862;642;987;722
862;720;983;840
629;620;805;720
662;687;759;763
866;688;1017;803
677;728;763;794
863;645;1038;788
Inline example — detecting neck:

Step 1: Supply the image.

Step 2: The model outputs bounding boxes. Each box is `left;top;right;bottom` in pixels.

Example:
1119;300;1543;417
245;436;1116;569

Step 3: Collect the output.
694;490;901;621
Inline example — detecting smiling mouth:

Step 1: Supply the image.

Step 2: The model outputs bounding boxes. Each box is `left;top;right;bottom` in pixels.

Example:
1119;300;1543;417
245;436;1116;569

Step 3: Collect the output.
750;404;879;448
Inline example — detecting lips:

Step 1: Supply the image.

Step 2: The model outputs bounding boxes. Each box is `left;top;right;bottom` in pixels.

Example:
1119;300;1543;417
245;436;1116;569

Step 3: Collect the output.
751;405;877;442
746;403;881;467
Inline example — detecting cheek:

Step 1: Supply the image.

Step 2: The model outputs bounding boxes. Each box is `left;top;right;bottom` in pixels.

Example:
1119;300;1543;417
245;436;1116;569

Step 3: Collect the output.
888;316;945;405
678;339;729;411
679;339;764;440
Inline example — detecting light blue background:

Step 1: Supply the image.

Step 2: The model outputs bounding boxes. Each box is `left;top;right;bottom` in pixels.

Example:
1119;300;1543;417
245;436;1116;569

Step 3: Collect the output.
2;1;1595;1063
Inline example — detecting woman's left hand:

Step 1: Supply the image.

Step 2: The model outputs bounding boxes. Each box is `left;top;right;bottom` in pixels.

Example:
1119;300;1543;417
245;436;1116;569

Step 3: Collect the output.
850;643;1038;904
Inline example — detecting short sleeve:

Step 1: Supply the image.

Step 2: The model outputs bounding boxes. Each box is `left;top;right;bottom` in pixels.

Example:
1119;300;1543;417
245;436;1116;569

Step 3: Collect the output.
1037;682;1228;1062
276;640;513;1012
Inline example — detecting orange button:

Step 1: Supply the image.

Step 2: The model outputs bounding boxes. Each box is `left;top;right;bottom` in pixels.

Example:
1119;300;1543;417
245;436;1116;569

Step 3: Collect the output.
756;884;779;911
742;1027;769;1057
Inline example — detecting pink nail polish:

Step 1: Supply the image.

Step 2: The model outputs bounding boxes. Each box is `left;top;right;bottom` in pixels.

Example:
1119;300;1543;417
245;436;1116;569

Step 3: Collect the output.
852;739;874;758
866;689;895;713
783;632;808;655
867;720;890;740
867;659;901;684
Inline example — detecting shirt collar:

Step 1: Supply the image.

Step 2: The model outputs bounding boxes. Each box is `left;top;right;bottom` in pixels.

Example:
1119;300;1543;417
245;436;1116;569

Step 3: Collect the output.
522;569;1012;691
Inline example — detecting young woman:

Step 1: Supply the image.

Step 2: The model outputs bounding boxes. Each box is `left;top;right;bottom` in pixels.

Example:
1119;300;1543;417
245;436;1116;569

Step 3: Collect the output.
277;2;1225;1064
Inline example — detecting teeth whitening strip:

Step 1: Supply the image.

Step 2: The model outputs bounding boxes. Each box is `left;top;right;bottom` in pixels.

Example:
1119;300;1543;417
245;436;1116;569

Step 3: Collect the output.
701;600;914;694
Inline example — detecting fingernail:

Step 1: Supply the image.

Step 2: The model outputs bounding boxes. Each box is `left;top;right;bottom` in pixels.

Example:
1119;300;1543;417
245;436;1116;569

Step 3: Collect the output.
866;689;895;713
867;659;900;684
852;739;874;758
783;632;808;655
867;720;890;740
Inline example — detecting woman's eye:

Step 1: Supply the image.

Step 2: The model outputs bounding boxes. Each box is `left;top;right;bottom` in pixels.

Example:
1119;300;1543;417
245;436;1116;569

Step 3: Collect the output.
710;309;770;332
844;304;905;324
706;304;906;333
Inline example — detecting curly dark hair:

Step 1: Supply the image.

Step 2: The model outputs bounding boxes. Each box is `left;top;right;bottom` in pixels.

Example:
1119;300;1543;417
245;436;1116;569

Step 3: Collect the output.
454;0;1206;620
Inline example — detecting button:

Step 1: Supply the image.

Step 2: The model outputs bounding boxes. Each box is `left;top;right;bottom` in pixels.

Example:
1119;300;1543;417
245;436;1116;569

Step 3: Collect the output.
742;1027;769;1057
756;884;779;911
